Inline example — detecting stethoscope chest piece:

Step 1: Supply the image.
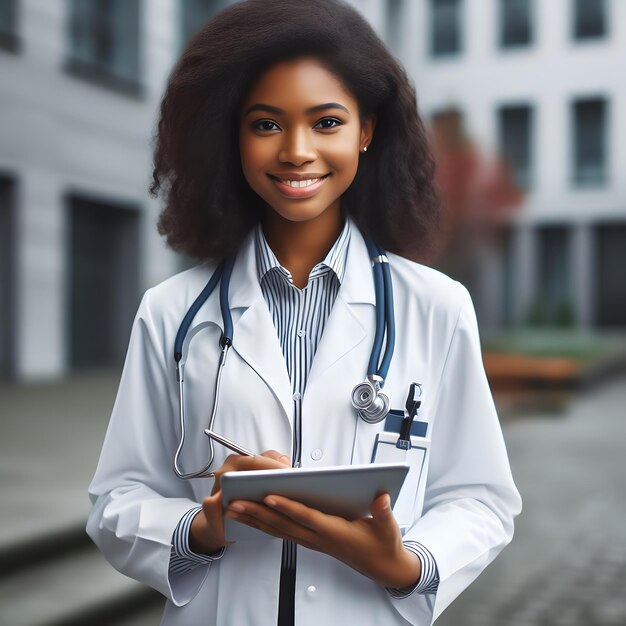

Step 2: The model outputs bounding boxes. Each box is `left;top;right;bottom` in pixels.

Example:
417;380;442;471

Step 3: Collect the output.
351;377;390;424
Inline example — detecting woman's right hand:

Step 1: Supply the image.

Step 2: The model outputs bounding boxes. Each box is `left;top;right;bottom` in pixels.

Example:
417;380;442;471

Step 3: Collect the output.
189;450;291;555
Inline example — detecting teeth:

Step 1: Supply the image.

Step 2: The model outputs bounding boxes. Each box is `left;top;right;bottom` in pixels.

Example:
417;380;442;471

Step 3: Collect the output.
281;178;320;188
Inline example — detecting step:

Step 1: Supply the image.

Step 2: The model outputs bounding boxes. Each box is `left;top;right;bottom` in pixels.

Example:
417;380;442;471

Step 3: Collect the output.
0;543;161;626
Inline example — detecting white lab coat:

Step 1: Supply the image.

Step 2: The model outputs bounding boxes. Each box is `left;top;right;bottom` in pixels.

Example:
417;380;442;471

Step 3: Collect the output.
86;219;522;626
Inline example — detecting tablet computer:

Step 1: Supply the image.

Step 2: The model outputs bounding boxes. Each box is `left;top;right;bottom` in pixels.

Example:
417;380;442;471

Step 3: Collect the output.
221;462;409;541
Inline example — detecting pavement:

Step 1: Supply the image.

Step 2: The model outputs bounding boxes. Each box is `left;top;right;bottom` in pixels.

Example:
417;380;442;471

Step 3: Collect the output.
1;369;626;625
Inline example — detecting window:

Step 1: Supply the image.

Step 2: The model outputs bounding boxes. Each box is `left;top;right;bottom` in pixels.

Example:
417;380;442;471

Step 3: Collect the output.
68;194;140;369
0;0;18;52
181;0;230;47
430;0;462;57
572;97;607;186
386;0;404;56
499;0;533;48
66;0;141;96
573;0;606;40
595;224;626;327
0;175;15;376
537;226;573;326
498;104;533;190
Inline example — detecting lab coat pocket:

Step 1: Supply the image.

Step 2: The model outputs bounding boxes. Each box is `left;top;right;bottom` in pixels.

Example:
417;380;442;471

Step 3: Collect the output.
371;431;430;533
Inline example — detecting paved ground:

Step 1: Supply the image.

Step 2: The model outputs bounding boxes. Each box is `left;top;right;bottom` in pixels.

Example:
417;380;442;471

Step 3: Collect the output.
1;370;625;625
438;374;626;626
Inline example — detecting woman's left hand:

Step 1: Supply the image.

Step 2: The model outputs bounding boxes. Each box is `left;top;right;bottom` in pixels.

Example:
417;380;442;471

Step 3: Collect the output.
224;493;421;589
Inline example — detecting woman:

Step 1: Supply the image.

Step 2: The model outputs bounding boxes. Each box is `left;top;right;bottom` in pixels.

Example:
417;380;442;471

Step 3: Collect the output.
86;1;522;625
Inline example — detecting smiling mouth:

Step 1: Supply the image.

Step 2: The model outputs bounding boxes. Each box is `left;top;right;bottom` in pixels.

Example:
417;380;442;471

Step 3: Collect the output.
267;173;331;198
267;173;331;187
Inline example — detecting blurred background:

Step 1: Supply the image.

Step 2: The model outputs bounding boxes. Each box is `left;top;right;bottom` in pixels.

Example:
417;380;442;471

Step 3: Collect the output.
1;0;625;624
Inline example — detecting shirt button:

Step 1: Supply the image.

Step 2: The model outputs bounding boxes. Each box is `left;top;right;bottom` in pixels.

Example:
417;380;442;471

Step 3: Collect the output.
311;448;323;461
307;585;316;594
297;329;306;338
293;392;301;401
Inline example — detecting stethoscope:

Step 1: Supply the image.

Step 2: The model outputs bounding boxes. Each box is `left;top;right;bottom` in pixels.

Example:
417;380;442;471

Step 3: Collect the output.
172;237;395;479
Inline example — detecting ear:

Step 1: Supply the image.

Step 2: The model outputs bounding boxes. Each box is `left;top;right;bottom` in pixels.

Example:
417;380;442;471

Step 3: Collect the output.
360;114;376;149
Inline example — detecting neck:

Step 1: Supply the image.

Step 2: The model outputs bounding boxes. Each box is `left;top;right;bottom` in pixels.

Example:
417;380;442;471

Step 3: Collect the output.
262;204;344;289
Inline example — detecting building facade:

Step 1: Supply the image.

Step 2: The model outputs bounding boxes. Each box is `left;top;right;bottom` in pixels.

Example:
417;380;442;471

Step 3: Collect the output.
404;0;626;330
1;0;624;380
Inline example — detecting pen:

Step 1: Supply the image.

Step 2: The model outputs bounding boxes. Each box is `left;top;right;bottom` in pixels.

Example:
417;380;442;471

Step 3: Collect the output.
204;429;256;456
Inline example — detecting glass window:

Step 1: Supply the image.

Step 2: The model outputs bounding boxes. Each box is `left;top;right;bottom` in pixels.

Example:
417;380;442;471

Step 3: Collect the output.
181;0;230;46
430;0;462;57
499;0;533;48
498;104;533;190
386;0;404;56
572;97;607;186
67;0;141;94
595;224;626;327
0;0;18;52
68;195;140;369
537;226;572;325
573;0;606;40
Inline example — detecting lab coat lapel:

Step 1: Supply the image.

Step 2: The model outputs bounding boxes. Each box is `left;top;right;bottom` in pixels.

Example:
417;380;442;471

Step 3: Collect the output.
226;231;294;430
305;222;376;387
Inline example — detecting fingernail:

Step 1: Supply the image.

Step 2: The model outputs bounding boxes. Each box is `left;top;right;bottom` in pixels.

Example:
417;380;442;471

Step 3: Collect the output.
265;497;277;507
230;503;245;513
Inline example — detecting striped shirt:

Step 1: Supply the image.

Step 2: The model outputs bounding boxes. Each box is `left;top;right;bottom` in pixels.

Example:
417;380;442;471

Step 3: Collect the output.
169;217;439;596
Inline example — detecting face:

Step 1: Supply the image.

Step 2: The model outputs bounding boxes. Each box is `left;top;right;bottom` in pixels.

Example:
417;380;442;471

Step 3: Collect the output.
239;56;375;225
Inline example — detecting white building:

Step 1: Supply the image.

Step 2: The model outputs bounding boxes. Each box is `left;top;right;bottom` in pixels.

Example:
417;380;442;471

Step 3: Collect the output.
388;0;626;331
1;0;624;381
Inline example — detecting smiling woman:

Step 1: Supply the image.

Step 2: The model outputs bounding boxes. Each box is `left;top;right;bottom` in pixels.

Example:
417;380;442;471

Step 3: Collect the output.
87;1;521;626
150;0;439;264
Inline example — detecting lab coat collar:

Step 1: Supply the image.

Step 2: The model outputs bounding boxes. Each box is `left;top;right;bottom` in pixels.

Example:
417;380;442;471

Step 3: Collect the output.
227;215;376;310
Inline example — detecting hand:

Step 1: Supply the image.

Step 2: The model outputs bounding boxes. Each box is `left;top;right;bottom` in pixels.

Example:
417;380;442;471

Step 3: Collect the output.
189;450;291;556
224;492;421;589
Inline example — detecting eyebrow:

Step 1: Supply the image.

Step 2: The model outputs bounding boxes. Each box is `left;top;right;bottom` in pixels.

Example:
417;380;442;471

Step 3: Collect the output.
243;102;350;117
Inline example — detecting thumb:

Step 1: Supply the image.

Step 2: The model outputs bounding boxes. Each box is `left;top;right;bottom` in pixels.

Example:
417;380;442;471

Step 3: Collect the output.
204;489;223;511
371;493;392;523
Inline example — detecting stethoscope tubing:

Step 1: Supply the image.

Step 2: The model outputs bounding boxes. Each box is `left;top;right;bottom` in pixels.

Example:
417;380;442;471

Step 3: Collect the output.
172;235;395;479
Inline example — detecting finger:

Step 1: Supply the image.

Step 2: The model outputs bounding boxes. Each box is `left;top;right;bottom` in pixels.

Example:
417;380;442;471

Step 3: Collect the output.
371;493;393;524
263;495;340;534
225;454;291;472
226;509;319;551
202;489;224;518
260;449;292;466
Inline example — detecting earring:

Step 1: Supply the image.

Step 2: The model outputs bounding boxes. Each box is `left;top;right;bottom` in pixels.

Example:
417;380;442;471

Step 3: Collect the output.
361;146;368;153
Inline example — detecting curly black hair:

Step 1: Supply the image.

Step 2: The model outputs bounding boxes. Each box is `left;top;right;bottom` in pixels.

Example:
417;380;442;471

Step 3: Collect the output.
150;0;440;263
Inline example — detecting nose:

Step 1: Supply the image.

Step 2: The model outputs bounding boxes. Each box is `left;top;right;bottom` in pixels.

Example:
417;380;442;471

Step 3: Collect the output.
278;126;317;166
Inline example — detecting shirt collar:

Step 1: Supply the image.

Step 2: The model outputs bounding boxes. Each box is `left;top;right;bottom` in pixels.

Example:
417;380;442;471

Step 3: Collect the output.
254;217;352;287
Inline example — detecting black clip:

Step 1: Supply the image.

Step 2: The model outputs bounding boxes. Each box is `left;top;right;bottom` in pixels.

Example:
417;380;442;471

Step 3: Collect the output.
398;383;422;445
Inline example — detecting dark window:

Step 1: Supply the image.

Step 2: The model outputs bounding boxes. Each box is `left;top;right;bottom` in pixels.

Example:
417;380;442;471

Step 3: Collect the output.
498;104;533;190
572;97;607;186
66;0;141;96
537;226;573;325
68;195;140;369
0;175;16;376
499;0;533;47
0;0;19;52
430;0;462;57
181;0;230;46
573;0;606;40
595;224;626;327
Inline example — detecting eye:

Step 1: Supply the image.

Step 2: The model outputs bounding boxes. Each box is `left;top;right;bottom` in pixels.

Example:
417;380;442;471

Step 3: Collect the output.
315;117;342;130
252;120;280;132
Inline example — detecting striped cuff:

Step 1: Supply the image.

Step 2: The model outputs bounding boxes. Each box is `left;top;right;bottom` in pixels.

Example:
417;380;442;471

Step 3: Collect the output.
169;505;227;576
385;541;440;598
